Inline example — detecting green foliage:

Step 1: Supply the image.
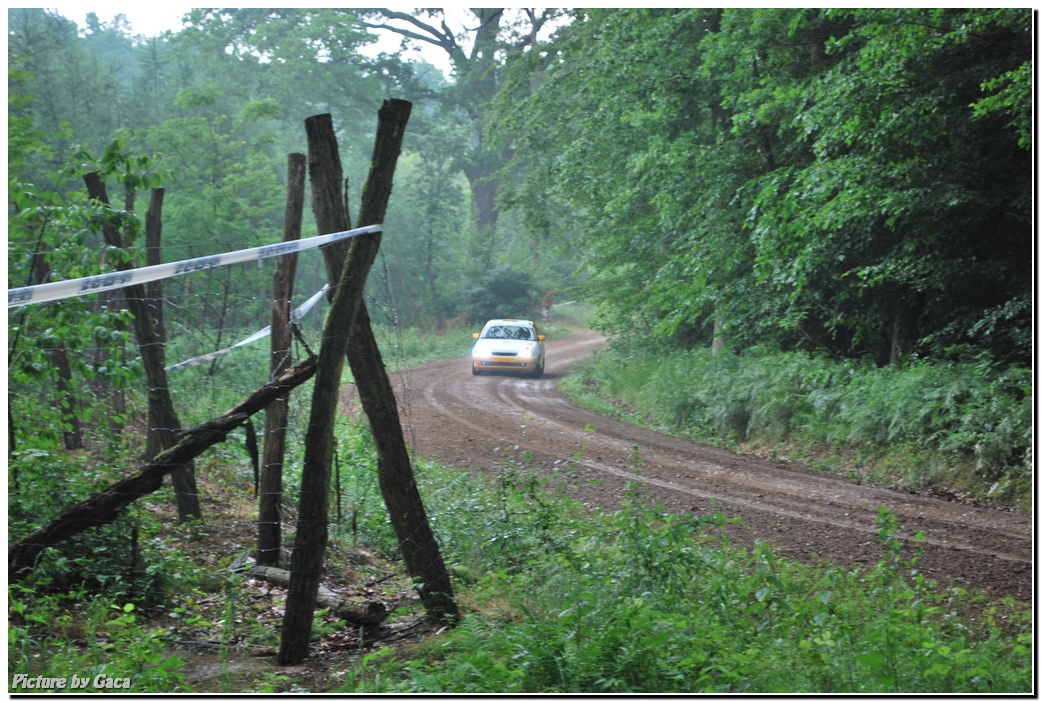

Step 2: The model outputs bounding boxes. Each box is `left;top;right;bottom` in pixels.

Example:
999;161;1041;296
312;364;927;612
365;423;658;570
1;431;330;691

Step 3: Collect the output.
305;435;1033;694
370;324;478;370
7;390;1031;694
342;483;1031;693
376;129;471;330
6;7;1032;693
9;587;188;693
973;59;1032;149
561;346;1031;502
8;435;192;607
492;8;1031;365
464;264;539;323
325;422;585;575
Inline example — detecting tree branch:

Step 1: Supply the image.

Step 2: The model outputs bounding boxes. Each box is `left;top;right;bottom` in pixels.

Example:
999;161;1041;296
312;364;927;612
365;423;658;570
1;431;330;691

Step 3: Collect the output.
8;357;318;581
362;9;467;65
513;8;556;50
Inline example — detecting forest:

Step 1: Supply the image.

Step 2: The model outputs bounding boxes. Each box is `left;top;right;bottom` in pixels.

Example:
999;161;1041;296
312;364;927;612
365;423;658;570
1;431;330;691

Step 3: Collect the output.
7;7;1033;694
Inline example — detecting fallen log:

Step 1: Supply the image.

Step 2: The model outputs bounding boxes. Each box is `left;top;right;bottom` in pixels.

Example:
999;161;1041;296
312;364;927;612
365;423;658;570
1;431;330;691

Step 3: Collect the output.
8;357;318;582
249;565;387;627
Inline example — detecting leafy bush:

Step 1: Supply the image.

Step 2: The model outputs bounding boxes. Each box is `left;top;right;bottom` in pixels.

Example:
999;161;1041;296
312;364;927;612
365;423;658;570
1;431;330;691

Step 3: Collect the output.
344;492;1031;694
8;431;183;608
8;399;1031;694
330;442;1032;694
561;346;1031;501
9;587;188;693
464;265;539;322
328;424;584;574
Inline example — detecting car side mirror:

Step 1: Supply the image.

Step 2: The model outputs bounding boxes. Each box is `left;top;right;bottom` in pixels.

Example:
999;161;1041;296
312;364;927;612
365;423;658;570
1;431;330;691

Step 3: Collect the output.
538;335;545;341
472;332;480;339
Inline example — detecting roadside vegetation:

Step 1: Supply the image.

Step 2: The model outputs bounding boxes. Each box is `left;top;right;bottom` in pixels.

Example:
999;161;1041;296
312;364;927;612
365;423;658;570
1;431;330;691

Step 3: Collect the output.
9;406;1032;693
560;345;1032;511
352;470;1031;693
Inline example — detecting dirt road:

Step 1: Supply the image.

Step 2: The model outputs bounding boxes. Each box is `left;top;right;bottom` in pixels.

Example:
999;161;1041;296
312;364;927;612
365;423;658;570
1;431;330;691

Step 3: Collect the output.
385;331;1032;602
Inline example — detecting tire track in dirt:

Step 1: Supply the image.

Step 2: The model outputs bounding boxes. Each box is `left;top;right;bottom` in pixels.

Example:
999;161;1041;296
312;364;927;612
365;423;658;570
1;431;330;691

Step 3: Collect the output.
384;331;1033;601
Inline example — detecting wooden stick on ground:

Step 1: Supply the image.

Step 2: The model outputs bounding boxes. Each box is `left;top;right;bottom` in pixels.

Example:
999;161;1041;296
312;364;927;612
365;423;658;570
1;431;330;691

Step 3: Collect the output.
249;566;387;627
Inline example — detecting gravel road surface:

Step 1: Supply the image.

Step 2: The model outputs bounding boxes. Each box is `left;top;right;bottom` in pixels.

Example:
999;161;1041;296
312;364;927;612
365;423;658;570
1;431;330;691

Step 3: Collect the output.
369;331;1032;601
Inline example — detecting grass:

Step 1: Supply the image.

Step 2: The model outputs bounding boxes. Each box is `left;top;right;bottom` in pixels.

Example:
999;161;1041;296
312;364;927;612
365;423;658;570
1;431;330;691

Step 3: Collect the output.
335;455;1032;694
558;345;1032;510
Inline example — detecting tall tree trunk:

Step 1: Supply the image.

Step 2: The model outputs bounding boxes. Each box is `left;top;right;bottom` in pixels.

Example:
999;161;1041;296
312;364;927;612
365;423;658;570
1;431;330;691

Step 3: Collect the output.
889;312;905;368
144;189;166;341
465;169;500;267
712;315;727;356
141;188;171;460
424;254;446;333
83;174;201;522
258;153;306;567
394;261;423;331
470;176;499;232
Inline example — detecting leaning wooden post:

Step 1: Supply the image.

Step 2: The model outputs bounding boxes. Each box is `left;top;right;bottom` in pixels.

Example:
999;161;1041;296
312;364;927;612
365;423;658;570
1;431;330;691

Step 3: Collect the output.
343;125;458;620
336;109;458;622
278;103;414;665
346;304;459;622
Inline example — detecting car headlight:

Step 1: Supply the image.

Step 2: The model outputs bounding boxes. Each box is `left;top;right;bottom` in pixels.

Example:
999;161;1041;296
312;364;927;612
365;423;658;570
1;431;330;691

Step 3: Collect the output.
518;347;532;358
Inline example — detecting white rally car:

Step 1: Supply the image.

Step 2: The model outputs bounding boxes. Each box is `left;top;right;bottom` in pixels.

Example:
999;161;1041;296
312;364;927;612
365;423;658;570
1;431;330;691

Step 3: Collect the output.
471;318;546;377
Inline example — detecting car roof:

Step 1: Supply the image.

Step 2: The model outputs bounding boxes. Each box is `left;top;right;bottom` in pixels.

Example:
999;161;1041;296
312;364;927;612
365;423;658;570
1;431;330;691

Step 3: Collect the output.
483;318;536;327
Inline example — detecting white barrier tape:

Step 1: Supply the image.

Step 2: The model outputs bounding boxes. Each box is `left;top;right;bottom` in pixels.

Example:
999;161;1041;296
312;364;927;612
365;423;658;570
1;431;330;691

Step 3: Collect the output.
166;285;329;371
8;225;381;308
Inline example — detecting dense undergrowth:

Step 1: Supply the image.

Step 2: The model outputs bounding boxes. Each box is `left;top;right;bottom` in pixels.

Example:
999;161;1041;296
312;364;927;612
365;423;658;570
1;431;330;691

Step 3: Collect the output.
560;345;1032;511
8;316;1032;693
9;421;1033;694
352;469;1032;693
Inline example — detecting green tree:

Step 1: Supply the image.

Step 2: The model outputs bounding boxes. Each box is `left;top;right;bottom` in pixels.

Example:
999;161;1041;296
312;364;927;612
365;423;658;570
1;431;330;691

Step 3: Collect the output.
490;9;740;347
145;85;284;350
180;8;396;152
712;8;1031;364
359;9;564;267
465;264;538;322
378;118;470;330
491;8;1031;364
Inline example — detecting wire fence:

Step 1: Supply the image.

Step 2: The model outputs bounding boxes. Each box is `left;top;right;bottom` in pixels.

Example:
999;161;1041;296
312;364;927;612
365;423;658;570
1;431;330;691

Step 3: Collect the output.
8;240;452;616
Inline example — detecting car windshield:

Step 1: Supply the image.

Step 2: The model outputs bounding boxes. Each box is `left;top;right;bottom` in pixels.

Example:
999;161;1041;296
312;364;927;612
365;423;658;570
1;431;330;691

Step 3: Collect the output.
483;325;533;341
